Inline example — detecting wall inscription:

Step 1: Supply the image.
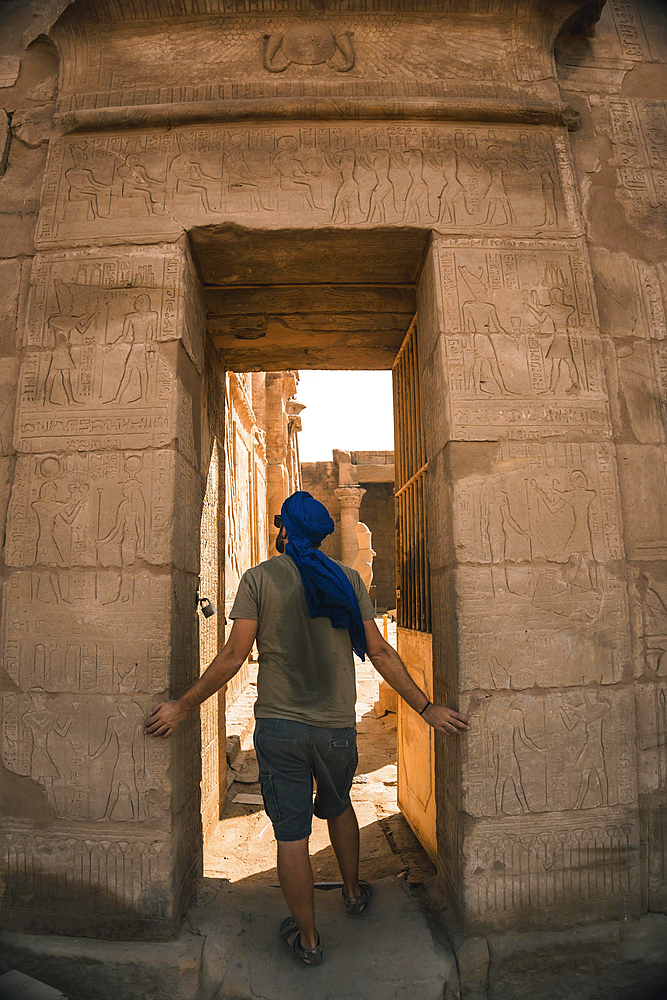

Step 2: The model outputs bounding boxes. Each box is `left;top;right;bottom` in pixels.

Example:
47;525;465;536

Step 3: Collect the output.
435;238;610;440
36;125;581;248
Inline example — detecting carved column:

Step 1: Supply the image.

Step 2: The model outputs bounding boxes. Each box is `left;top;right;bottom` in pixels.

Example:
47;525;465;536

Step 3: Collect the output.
335;486;366;567
417;131;639;934
1;245;206;939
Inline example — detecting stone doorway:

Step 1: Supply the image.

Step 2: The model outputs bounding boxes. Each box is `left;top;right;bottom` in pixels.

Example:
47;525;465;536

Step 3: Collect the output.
191;225;433;881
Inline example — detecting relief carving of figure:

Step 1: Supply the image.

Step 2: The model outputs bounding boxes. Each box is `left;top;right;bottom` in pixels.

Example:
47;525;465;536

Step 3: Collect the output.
530;470;596;561
272;136;322;211
117;154;165;216
88;701;145;821
325;149;362;223
263;24;355;73
23;687;74;811
487;698;544;814
558;691;611;809
365;149;396;224
525;287;580;394
44;279;97;405
98;480;147;569
105;294;158;404
32;481;86;566
436;150;466;224
473;144;515;225
224;137;271;211
458;265;514;395
64;143;109;220
169;151;220;213
402;149;433;224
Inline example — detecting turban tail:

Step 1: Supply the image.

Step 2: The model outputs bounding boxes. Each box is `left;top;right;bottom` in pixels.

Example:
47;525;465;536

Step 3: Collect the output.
281;491;367;660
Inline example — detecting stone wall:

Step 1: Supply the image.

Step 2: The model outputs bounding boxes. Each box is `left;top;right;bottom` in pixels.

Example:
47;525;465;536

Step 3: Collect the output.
0;0;666;962
359;482;396;610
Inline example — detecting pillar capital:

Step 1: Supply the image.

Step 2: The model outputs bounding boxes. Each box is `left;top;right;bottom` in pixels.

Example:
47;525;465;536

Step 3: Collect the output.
334;485;366;510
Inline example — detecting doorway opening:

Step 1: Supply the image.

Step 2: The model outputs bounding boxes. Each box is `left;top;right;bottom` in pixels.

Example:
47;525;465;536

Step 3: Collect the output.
192;226;434;884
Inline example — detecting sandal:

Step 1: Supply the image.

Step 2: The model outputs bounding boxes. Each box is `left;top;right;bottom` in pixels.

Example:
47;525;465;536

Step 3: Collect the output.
279;916;324;967
343;879;373;918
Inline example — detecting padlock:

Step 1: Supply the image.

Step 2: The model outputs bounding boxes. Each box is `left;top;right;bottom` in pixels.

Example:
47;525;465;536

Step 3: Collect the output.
199;596;216;618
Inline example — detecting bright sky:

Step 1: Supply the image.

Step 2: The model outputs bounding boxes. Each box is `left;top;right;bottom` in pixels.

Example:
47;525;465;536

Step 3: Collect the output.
297;371;394;462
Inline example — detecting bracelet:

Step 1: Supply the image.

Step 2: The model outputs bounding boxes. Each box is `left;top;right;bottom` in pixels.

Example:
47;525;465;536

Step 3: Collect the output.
419;700;431;716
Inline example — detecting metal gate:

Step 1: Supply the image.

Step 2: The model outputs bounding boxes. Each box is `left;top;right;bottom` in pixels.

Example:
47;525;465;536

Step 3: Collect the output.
392;317;436;861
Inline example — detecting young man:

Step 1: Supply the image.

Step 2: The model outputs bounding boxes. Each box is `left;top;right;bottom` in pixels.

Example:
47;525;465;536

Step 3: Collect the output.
145;491;470;967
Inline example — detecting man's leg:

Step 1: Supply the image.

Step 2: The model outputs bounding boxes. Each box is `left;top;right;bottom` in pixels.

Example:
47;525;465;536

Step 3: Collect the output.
277;838;318;950
327;804;361;901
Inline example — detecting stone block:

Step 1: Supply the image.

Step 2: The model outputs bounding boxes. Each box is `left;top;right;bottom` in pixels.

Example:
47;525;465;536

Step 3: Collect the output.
0;257;21;356
616;445;667;560
35;123;580;250
0;925;203;1000
430;236;610;442
0;970;67;999
456;935;490;994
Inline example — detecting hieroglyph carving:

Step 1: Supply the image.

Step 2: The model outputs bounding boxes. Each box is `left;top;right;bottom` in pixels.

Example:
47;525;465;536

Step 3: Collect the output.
263;23;355;73
607;99;667;237
449;441;628;689
1;570;198;695
435;238;610;440
462;687;636;818
36;126;579;248
1;689;156;822
463;809;639;923
53;9;527;114
5;450;202;574
16;251;203;453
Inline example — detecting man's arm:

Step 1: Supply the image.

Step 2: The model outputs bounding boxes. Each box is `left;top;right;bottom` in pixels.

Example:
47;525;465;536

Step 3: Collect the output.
144;618;258;738
364;620;470;736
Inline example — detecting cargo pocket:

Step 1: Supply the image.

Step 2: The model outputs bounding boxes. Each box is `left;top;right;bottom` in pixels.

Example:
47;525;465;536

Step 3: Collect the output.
258;769;281;823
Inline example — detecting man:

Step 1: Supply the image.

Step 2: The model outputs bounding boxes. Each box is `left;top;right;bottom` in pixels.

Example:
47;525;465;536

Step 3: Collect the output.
145;491;470;968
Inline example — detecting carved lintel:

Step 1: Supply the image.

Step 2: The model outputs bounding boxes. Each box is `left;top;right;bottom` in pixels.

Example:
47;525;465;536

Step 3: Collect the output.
55;96;581;136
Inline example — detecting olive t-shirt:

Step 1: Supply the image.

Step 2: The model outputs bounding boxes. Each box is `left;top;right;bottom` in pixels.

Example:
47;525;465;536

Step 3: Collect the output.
229;553;376;728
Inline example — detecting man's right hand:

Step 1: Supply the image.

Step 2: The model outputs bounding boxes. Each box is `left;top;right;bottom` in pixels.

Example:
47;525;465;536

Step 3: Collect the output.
422;704;470;735
145;700;188;738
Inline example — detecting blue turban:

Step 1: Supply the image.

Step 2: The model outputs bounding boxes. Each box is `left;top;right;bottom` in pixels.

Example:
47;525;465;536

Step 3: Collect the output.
281;491;367;660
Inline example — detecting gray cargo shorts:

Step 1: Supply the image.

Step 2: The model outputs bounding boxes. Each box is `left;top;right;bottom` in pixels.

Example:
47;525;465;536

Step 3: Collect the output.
253;717;358;842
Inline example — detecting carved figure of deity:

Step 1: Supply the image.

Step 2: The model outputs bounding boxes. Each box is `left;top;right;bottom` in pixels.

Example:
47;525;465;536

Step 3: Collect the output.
263;24;355;73
23;687;74;811
525;287;580;393
559;691;611;809
64;143;109;220
458;265;514;395
169;153;219;213
117;154;164;215
105;294;158;404
88;701;145;821
487;698;544;814
32;481;86;566
476;144;515;225
224;138;270;211
272;136;322;210
365;150;396;224
326;149;362;223
402;149;432;224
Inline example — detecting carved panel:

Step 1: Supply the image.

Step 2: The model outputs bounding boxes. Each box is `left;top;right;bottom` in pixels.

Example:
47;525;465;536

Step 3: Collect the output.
15;250;203;454
462;809;640;929
52;5;549;113
1;569;198;695
451;441;628;690
36;125;580;248
607;98;667;237
1;690;165;823
5;451;203;573
462;688;636;818
434;238;610;441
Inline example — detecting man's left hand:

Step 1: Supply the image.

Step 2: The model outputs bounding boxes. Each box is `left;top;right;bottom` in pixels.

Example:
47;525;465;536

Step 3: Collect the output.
145;700;187;738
